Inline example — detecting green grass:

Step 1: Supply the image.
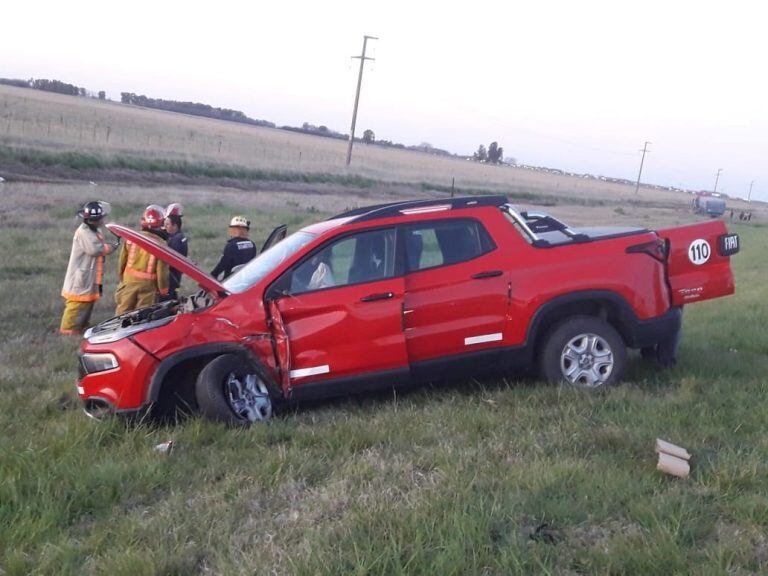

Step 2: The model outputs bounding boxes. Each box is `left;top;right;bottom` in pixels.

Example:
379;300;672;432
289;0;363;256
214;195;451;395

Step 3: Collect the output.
0;144;379;188
0;144;614;208
0;187;765;575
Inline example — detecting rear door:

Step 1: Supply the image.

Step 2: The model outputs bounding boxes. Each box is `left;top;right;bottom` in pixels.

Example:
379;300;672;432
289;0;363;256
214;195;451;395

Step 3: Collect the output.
402;218;508;364
657;220;738;306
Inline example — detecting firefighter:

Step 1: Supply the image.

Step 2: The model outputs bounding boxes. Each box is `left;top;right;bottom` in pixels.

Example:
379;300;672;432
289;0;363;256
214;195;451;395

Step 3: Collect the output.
163;203;188;300
60;201;118;334
114;205;170;315
210;215;256;279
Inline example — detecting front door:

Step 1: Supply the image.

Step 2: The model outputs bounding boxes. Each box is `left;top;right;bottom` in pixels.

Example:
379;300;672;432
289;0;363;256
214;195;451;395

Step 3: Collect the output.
269;227;408;396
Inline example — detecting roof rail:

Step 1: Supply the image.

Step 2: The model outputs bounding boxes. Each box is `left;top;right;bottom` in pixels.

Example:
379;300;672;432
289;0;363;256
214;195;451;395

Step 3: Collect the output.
330;195;509;223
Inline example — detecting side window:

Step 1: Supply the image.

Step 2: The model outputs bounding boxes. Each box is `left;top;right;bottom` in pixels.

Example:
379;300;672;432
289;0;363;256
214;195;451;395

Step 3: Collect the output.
289;228;396;293
405;219;495;272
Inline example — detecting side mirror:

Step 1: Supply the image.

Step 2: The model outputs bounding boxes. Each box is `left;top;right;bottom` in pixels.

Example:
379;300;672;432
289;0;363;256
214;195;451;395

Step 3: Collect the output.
265;277;291;301
264;286;290;300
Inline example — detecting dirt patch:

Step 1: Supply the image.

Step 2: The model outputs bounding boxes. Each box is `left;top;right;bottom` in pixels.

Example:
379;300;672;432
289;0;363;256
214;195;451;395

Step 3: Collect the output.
567;519;644;552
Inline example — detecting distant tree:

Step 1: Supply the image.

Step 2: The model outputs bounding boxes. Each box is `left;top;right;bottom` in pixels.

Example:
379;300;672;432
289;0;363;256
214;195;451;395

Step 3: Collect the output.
473;144;487;162
98;91;106;100
117;91;274;127
0;78;31;88
31;78;83;96
362;129;375;143
487;141;504;164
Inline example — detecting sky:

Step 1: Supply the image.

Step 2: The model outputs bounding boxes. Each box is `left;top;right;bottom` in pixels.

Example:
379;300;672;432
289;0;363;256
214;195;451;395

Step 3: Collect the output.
2;0;767;200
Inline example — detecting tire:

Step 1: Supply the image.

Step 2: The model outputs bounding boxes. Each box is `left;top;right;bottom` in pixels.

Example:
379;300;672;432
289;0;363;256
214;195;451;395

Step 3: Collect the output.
195;354;273;426
539;316;627;388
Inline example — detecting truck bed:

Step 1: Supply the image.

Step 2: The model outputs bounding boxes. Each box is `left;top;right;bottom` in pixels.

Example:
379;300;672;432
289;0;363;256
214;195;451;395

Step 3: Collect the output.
537;226;649;247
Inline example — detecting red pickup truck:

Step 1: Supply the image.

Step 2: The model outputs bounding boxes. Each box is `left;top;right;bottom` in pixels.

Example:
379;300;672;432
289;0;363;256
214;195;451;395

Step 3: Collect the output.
76;196;739;424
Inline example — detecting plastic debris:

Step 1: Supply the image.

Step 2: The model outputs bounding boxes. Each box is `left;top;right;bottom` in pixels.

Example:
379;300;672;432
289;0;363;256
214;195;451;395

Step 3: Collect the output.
153;440;174;455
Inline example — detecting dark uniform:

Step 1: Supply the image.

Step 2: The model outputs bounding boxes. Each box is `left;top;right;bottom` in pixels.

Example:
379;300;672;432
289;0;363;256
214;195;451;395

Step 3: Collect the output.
211;237;256;279
167;230;188;298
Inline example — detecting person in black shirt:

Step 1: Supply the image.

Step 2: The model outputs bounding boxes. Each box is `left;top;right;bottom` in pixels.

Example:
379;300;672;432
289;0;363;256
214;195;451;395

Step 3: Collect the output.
163;203;188;299
211;215;256;279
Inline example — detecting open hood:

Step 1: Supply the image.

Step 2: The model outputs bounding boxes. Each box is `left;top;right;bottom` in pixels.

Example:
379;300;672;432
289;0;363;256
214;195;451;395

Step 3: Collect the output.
107;223;228;297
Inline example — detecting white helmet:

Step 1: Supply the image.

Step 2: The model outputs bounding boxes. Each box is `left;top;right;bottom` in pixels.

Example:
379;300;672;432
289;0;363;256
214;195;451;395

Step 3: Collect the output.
164;202;184;218
229;215;250;229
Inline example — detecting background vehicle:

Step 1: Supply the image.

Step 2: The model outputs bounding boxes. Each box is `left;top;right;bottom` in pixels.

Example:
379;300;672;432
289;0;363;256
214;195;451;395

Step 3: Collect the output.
693;193;727;217
76;196;739;424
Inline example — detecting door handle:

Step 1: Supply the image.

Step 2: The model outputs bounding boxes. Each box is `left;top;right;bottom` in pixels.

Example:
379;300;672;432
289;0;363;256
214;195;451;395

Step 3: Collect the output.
471;270;503;279
360;292;394;302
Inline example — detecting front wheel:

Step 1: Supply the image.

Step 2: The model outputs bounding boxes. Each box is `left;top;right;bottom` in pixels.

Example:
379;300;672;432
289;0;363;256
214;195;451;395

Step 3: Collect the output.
195;354;273;425
539;316;626;388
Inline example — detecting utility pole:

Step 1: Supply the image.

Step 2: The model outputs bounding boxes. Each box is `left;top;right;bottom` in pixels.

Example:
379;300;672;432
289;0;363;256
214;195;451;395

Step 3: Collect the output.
713;168;723;194
748;180;755;203
634;141;651;195
346;35;378;166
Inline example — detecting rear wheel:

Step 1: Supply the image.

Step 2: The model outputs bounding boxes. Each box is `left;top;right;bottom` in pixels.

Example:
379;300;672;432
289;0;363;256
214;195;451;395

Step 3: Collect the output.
195;354;273;425
539;316;626;388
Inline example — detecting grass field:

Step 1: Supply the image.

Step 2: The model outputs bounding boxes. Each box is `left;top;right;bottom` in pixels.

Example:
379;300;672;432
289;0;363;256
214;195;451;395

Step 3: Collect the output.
0;177;765;575
1;86;766;575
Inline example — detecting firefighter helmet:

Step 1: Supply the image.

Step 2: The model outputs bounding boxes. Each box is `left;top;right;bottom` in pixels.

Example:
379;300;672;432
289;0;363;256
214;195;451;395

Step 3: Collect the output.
229;215;250;229
142;204;165;229
164;202;184;218
77;201;105;222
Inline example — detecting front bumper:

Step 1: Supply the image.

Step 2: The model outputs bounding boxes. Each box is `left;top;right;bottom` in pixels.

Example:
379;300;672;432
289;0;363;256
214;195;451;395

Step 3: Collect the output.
77;337;160;414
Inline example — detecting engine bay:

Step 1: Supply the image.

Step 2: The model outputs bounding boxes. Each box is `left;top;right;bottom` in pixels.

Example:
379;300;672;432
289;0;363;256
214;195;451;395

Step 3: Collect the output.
83;289;217;344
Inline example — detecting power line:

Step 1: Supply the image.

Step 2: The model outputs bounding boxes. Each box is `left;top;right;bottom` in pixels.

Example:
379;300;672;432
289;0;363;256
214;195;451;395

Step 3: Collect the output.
346;35;377;166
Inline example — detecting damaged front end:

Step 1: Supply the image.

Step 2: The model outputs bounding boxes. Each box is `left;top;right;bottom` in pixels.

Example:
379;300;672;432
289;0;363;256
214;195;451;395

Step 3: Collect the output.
77;290;218;418
84;290;216;345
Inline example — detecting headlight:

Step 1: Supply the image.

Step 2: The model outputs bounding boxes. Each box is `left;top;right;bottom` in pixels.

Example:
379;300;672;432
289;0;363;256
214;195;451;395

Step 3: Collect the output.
81;353;119;374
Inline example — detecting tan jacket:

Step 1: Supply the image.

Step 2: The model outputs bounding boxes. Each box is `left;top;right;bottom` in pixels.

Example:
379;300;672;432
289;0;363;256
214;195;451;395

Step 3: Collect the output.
117;231;169;295
61;223;113;302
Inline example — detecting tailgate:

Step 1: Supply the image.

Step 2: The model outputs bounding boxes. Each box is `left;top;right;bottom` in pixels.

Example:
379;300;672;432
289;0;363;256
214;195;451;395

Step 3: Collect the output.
657;220;738;306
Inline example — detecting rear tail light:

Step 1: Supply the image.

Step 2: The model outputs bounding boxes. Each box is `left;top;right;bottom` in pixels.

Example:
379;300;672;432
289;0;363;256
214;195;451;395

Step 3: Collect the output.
626;238;667;262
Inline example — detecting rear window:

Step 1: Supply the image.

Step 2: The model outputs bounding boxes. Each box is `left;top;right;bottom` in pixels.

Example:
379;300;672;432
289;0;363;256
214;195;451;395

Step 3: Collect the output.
404;219;495;272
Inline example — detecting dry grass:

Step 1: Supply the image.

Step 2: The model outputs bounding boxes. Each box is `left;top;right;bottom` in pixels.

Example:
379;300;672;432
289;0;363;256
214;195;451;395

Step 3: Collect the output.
4;84;761;220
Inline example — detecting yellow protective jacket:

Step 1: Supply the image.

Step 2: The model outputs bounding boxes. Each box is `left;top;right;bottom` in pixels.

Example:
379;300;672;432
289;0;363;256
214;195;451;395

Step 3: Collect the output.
117;231;169;296
61;223;114;302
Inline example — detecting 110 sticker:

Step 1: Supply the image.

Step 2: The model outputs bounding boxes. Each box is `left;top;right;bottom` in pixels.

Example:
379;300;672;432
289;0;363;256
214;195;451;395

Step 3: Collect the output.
688;239;711;265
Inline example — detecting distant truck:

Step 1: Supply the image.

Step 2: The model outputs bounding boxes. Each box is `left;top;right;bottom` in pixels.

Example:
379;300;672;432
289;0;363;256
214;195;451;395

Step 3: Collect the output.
693;194;726;218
